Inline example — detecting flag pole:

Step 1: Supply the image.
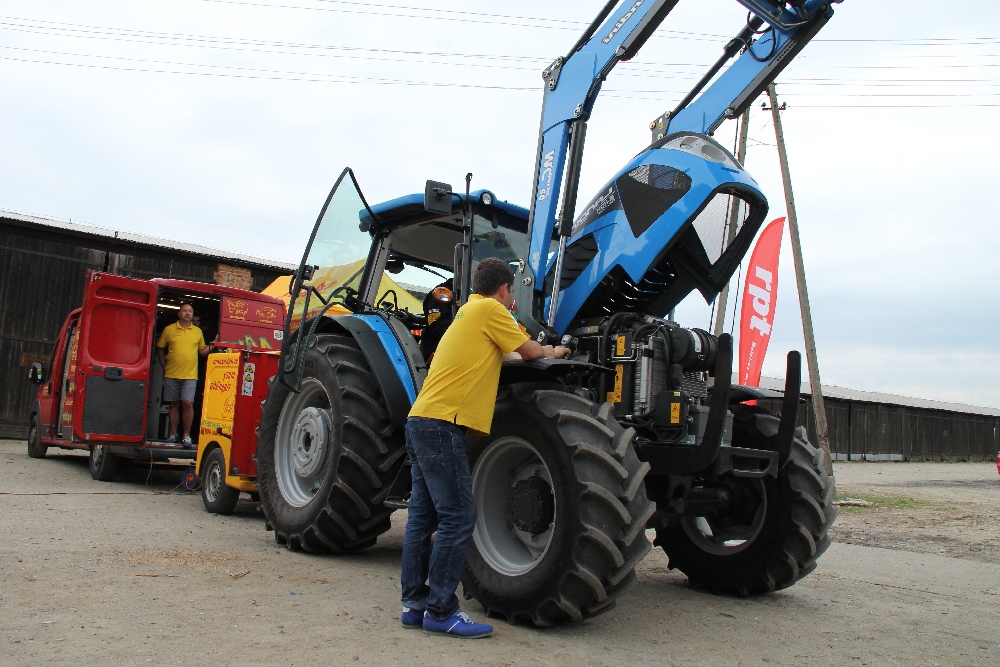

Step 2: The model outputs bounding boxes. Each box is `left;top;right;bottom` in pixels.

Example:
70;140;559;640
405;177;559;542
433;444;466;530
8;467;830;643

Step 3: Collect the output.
767;82;832;473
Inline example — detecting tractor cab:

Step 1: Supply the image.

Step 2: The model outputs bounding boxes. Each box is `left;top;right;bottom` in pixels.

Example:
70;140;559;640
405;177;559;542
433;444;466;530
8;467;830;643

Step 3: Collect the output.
283;169;556;364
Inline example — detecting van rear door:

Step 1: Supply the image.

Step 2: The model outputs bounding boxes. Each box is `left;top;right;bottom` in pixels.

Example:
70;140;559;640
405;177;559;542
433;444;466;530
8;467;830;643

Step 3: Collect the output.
72;272;158;444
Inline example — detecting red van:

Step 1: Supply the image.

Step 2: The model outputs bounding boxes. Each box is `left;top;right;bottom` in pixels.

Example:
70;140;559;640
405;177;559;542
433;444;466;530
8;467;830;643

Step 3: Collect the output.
26;271;285;481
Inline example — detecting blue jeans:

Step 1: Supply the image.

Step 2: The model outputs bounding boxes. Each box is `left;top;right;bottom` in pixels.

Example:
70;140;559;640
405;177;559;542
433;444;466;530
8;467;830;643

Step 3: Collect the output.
400;417;477;620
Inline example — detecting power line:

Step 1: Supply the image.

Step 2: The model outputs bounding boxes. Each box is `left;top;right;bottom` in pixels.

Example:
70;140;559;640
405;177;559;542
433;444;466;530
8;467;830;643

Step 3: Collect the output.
198;0;736;40
3;47;996;108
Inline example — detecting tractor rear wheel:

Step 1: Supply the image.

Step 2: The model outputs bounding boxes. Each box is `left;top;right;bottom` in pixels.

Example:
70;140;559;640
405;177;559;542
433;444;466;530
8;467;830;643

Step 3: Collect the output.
255;334;405;553
656;406;837;595
461;386;654;626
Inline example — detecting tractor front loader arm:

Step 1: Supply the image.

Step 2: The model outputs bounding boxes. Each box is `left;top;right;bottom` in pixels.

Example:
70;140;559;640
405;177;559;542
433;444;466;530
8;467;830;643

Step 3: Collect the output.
516;0;681;343
516;0;843;343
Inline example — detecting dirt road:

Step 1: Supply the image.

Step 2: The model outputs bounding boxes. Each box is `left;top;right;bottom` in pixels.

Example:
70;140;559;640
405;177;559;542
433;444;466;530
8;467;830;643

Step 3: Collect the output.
2;439;998;666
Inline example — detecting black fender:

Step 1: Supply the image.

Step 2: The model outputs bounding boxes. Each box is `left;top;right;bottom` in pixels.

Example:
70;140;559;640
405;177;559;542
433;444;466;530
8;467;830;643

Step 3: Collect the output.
329;314;426;429
277;312;426;429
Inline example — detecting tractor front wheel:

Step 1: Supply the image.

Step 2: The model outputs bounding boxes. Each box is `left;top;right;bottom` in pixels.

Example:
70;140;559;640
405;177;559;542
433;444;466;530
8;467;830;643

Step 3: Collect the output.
255;334;405;553
461;386;654;626
656;407;837;595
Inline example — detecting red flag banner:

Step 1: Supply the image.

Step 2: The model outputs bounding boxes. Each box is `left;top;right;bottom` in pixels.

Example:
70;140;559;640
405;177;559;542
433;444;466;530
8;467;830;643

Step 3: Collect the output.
738;217;785;387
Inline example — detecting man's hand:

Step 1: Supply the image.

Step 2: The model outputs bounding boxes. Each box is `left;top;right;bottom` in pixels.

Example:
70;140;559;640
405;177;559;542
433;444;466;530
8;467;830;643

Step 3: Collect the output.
514;341;572;361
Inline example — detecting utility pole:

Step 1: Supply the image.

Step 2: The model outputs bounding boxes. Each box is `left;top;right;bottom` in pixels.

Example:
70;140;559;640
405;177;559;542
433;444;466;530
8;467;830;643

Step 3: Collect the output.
766;82;832;473
712;108;750;338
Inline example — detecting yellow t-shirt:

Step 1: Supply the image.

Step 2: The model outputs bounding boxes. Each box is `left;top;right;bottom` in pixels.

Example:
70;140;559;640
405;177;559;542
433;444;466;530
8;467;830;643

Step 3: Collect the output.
156;322;206;380
409;294;529;435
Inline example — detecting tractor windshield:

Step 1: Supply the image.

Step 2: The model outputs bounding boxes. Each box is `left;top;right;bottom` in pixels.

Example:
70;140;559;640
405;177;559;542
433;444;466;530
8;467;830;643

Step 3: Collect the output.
287;169;376;331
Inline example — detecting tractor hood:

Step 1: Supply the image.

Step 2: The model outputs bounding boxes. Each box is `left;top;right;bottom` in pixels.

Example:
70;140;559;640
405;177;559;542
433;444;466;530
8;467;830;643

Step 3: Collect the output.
546;132;768;331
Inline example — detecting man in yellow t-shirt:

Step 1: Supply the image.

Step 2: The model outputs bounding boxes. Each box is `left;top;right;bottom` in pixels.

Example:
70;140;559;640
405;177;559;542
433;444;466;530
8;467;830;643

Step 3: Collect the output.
156;303;210;446
400;258;569;637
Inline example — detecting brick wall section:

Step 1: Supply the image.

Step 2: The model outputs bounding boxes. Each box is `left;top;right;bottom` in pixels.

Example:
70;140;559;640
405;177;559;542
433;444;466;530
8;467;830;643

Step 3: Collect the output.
214;263;254;290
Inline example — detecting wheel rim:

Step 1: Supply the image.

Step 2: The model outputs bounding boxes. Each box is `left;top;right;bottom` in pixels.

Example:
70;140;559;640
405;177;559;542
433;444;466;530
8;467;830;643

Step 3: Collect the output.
92;445;105;466
205;459;224;503
274;378;334;508
680;479;767;555
472;437;556;576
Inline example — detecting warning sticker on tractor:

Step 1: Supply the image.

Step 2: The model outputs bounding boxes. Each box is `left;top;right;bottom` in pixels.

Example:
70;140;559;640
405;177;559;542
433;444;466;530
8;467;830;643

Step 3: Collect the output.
606;364;624;404
242;363;255;396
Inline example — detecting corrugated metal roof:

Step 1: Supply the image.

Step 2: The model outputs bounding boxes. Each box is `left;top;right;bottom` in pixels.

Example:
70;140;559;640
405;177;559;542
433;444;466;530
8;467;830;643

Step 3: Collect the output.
751;374;1000;417
1;208;297;271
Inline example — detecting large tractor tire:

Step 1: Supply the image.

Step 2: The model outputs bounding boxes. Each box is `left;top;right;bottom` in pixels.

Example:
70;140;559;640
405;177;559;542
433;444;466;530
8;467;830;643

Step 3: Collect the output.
27;415;47;459
462;386;654;626
656;406;837;595
255;334;405;553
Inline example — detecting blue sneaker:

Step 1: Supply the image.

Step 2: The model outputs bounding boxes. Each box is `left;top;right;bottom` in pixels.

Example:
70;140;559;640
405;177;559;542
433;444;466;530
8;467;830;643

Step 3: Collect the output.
400;608;423;629
422;611;492;638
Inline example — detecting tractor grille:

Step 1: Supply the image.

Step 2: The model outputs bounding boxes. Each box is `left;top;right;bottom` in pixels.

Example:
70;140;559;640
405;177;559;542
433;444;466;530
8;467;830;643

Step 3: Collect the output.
691;192;750;265
626;163;691;190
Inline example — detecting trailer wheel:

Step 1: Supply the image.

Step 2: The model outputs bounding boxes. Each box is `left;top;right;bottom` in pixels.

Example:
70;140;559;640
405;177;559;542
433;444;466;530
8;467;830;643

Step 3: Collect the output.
255;334;405;553
27;415;47;459
461;386;654;626
89;445;120;481
201;448;241;515
656;407;837;595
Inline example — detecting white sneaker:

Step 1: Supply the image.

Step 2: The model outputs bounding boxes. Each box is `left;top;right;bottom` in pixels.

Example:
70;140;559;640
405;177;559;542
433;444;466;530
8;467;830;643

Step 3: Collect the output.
182;436;193;447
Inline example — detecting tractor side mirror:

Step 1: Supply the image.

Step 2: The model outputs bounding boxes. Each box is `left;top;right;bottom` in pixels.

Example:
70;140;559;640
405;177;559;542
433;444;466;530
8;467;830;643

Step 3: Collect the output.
424;180;453;216
28;362;45;384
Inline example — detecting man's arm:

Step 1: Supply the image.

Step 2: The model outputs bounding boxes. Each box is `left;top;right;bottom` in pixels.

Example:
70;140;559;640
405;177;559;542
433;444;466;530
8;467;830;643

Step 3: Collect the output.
513;340;570;361
157;348;167;369
198;331;211;356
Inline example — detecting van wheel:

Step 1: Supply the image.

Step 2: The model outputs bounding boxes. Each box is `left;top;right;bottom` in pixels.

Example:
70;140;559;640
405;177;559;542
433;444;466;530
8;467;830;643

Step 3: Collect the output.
89;445;120;481
27;415;47;459
201;448;241;515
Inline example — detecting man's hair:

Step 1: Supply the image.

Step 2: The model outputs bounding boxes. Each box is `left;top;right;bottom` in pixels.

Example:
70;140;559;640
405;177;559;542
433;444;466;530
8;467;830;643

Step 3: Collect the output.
473;258;514;296
178;302;194;312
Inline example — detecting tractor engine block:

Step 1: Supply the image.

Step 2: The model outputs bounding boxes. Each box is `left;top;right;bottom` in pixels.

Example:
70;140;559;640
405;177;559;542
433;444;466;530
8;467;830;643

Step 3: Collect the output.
571;314;723;445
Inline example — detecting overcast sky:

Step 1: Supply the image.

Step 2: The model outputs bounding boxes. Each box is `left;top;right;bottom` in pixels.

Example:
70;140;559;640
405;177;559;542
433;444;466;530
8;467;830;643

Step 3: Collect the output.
1;0;998;408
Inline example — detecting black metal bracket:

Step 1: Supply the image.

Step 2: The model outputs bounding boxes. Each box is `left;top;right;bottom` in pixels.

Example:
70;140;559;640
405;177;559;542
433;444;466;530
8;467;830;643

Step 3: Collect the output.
775;350;802;461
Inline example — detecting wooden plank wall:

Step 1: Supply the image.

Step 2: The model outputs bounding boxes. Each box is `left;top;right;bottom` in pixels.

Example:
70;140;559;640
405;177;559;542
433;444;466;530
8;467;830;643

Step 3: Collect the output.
759;396;1000;462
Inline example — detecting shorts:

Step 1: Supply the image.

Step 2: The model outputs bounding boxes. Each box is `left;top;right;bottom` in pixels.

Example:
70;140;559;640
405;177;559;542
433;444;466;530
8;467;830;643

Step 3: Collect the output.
163;378;197;403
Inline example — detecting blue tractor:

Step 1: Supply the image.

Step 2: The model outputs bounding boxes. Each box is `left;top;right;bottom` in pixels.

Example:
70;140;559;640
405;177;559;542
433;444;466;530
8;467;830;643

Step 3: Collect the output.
255;0;840;626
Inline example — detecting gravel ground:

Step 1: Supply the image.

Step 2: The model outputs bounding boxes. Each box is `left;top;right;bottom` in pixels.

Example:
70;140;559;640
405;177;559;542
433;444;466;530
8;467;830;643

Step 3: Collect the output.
1;439;998;667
